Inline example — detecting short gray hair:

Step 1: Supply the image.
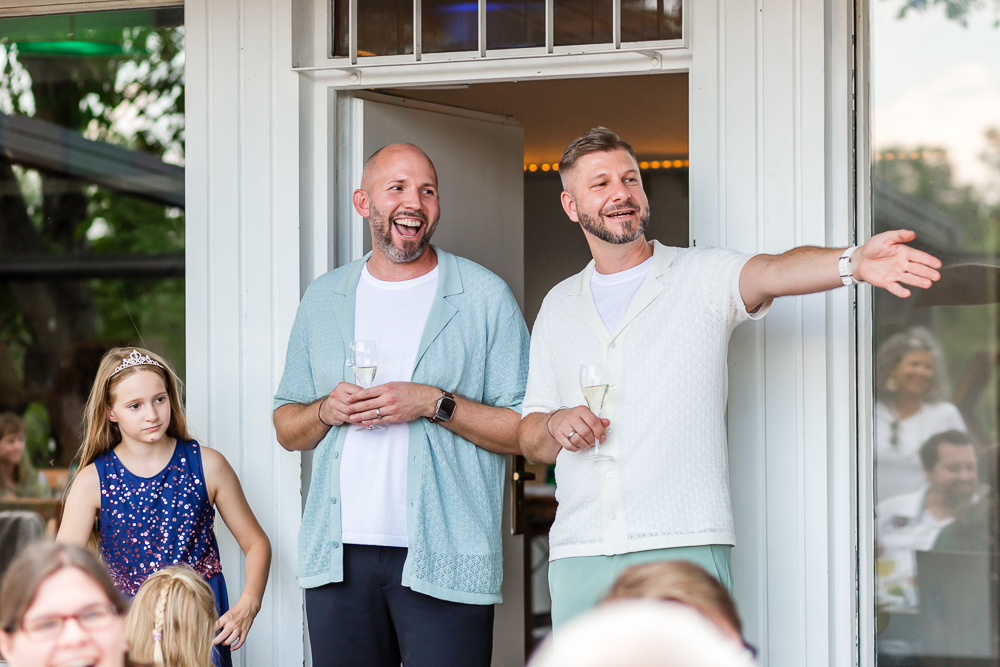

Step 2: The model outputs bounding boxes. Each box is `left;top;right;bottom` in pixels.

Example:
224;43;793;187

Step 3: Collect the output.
875;326;950;402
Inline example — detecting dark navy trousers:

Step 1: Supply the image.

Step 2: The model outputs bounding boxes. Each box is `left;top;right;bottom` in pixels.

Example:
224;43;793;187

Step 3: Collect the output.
305;544;495;667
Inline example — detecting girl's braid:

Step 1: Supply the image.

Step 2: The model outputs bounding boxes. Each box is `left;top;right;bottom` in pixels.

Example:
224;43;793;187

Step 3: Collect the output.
152;583;170;665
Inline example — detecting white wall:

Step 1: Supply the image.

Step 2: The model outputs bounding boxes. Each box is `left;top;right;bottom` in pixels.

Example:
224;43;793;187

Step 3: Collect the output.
185;0;304;662
689;0;858;665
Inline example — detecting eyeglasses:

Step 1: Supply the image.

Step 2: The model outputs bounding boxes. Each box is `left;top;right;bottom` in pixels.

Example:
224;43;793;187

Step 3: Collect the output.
13;603;119;641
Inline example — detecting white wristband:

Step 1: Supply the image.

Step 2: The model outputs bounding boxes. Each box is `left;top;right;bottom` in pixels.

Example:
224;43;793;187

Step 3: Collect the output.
839;246;861;286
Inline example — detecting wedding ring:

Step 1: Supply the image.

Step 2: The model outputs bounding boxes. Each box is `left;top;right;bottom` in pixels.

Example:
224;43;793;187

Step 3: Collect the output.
375;408;383;420
567;430;577;440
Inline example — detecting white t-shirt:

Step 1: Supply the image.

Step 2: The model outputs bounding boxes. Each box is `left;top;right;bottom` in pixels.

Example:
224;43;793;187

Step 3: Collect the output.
875;401;966;501
590;257;654;334
340;264;438;547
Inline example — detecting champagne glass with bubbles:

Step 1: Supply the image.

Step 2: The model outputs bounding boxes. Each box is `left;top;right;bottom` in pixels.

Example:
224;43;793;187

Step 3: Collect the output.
580;363;614;461
350;340;384;432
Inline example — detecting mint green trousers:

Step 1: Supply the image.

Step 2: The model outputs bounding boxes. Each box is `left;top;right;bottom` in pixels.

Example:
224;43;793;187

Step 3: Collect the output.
547;544;733;630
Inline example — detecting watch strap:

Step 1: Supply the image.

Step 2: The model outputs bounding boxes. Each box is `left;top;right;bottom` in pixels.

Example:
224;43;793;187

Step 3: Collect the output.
839;245;861;286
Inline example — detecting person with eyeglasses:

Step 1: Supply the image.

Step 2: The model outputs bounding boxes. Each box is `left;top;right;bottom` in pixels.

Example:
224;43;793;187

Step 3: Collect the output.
0;541;137;667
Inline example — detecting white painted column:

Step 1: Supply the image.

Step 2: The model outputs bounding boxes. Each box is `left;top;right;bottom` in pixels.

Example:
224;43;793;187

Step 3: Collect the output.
185;0;304;662
689;0;858;664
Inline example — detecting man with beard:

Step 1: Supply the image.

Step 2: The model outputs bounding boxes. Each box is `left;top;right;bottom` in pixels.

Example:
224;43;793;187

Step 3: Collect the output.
518;127;943;627
273;143;529;667
876;430;979;609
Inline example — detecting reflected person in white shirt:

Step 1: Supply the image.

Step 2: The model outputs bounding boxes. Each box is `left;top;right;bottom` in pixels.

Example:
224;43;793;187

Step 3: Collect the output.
518;127;945;629
876;429;979;610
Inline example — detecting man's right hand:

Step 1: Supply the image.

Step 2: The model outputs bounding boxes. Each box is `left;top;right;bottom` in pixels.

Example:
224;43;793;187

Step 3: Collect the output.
319;382;363;427
548;406;610;453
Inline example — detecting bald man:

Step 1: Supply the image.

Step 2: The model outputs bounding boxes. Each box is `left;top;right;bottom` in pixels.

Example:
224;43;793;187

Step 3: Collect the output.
273;144;530;667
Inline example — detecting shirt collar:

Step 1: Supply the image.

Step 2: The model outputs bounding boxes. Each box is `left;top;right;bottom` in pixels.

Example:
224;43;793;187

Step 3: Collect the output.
566;240;678;296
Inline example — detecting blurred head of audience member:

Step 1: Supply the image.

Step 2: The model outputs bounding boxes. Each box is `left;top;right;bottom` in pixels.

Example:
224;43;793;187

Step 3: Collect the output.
921;430;979;517
0;413;44;499
529;600;757;667
126;563;218;667
0;540;132;667
604;561;744;646
877;328;949;408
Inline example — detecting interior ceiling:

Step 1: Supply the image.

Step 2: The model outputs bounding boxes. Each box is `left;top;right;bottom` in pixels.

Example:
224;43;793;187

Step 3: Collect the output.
383;72;688;166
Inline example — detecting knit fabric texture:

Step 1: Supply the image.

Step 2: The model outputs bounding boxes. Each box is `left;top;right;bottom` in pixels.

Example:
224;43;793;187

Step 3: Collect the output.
275;248;530;604
523;243;767;559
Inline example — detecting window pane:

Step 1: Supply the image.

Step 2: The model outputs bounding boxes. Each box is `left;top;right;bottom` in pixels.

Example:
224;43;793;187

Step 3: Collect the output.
332;0;414;58
0;8;184;516
871;1;1000;663
621;0;681;42
423;0;478;54
487;0;545;50
554;0;613;46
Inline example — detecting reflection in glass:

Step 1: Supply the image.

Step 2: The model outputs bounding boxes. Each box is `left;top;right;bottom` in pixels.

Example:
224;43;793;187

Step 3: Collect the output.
554;0;613;46
423;0;478;54
0;6;185;511
621;0;682;43
871;2;1000;663
487;0;546;50
333;0;414;58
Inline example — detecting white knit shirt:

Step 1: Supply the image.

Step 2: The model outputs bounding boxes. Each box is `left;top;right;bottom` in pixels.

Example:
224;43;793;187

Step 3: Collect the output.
524;242;769;560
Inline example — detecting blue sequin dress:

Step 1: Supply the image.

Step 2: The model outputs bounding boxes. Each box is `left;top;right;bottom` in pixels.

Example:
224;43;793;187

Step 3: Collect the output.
95;439;232;667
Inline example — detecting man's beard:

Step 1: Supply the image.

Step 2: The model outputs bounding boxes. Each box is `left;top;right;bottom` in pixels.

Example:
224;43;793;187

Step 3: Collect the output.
945;481;977;509
369;202;438;263
577;201;650;244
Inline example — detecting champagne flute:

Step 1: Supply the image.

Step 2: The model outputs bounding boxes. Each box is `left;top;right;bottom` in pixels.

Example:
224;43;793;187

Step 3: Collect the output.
580;363;614;461
350;340;385;432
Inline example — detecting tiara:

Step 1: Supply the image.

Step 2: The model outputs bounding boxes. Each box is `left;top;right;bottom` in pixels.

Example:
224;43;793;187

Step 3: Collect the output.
112;350;164;376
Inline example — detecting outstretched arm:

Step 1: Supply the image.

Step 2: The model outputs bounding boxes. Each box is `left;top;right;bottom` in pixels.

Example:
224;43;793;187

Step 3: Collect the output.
204;447;271;651
739;229;942;312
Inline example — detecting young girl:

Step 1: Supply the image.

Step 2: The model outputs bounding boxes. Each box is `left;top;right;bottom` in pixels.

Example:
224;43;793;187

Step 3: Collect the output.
127;564;218;667
57;347;271;667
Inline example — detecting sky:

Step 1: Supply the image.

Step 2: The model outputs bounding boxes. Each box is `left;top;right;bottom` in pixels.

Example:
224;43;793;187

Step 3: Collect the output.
871;0;1000;198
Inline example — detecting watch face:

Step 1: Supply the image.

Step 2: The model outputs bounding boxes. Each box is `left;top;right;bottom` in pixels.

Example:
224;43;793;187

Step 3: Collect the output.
436;395;457;421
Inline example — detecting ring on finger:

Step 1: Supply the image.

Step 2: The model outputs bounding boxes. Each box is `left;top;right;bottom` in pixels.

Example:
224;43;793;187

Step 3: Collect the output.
375;407;383;419
567;430;577;440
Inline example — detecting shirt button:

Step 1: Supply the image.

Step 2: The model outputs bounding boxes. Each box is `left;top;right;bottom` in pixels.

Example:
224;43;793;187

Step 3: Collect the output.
334;451;340;459
331;497;337;504
607;471;614;478
333;542;340;548
610;342;617;349
610;513;617;520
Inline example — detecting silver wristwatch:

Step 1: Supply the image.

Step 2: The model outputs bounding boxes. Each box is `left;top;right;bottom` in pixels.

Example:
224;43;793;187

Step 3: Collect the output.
839;246;861;286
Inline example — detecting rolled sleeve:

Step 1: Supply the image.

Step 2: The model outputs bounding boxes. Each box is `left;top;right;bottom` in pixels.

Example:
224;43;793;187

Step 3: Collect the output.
522;308;561;418
483;290;531;413
274;301;317;410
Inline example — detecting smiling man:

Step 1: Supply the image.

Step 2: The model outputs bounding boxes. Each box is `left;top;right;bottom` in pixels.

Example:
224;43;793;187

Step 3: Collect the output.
273;143;530;667
519;127;943;628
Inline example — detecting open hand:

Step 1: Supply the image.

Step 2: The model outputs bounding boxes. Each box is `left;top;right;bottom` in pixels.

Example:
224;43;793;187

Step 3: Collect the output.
345;382;439;426
854;229;942;298
549;406;611;453
214;598;259;650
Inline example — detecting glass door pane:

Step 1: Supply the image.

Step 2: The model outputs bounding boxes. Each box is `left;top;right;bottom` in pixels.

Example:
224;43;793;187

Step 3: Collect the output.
621;0;681;42
554;0;613;46
333;0;414;57
423;0;479;53
870;1;1000;663
487;0;546;49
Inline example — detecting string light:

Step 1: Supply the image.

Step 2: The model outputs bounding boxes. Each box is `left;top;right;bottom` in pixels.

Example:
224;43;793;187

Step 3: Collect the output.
521;159;691;172
541;163;551;171
874;150;945;162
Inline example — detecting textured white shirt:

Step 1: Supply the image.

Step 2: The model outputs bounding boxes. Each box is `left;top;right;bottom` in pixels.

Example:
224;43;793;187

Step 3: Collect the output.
524;242;769;560
875;401;966;501
340;264;438;547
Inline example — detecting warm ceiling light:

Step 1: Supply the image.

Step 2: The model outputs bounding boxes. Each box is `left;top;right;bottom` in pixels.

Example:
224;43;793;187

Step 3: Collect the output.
672;160;683;168
529;164;538;172
683;160;689;167
650;161;661;169
553;163;559;171
639;161;650;169
885;154;895;160
542;163;551;171
910;152;920;160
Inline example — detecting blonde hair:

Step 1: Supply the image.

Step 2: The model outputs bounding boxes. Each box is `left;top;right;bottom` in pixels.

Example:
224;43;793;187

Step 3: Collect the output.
126;564;217;667
604;561;743;637
76;347;190;471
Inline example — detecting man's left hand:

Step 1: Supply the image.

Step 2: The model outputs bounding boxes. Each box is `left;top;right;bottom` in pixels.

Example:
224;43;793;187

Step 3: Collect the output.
345;382;439;425
854;229;942;298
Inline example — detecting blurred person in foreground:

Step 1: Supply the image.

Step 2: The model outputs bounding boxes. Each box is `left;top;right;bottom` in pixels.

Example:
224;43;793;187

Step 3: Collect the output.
0;413;48;499
127;563;218;667
605;560;753;656
528;600;756;667
876;429;979;609
875;328;965;500
0;540;136;667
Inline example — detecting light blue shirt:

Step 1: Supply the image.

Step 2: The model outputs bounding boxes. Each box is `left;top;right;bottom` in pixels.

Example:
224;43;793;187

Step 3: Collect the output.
274;247;530;604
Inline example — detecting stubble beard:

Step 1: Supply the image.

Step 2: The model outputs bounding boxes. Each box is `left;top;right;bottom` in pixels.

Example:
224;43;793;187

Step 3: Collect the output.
577;202;650;245
369;201;439;263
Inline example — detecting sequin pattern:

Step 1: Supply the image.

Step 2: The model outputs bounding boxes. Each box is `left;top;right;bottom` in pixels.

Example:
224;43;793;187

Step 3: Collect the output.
95;440;223;596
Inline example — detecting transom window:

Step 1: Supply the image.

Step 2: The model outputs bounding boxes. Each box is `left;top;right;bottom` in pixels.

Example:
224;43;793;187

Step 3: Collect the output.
332;0;683;64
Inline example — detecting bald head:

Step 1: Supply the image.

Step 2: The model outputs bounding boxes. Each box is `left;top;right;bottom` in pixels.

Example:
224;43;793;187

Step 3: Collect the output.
361;143;438;192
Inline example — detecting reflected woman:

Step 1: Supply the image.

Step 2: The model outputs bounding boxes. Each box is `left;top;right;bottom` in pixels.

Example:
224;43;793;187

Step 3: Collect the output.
0;414;48;499
875;327;966;499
